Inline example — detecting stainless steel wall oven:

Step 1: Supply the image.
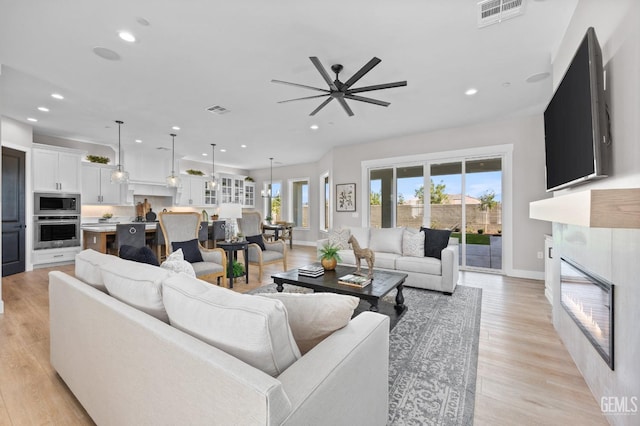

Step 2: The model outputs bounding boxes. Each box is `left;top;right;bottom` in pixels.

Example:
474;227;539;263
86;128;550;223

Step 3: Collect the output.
33;193;81;249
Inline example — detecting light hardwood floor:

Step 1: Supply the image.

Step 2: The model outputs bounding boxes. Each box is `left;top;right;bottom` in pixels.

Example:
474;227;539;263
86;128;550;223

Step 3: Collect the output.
0;246;606;425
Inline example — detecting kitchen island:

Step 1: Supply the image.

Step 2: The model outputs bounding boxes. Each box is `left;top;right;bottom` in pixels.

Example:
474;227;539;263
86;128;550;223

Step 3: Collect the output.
82;223;158;255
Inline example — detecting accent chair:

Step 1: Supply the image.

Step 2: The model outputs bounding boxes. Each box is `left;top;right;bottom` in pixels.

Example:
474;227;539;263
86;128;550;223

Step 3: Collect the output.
237;211;287;281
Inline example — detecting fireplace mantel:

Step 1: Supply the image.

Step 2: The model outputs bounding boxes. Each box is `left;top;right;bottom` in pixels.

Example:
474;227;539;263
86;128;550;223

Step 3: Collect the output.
530;188;640;228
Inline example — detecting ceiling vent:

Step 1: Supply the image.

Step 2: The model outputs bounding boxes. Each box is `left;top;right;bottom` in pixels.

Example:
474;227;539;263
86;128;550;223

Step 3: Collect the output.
156;147;170;151
206;105;230;115
477;0;524;28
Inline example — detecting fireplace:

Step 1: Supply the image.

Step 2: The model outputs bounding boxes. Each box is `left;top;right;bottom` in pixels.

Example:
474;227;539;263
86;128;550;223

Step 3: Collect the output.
560;257;614;370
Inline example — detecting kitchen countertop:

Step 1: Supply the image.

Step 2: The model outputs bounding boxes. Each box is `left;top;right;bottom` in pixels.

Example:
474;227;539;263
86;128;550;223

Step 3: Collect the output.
82;222;158;232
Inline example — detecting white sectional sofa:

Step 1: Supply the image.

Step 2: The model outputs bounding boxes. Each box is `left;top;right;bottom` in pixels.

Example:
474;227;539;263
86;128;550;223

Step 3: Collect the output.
318;227;459;294
49;249;390;425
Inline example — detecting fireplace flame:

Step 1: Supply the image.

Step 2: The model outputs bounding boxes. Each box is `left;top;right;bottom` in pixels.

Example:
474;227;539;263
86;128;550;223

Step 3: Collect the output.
565;294;603;339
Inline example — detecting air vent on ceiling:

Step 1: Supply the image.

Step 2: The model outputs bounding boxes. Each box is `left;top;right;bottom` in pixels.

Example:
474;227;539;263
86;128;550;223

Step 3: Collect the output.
477;0;524;28
156;147;170;151
206;105;231;115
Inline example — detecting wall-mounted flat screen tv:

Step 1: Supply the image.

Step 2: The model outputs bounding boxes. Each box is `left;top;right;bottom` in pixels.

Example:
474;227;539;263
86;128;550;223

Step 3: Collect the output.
543;27;611;192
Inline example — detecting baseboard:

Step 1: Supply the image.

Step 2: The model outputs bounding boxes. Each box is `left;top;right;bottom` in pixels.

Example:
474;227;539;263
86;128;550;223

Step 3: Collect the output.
507;268;545;281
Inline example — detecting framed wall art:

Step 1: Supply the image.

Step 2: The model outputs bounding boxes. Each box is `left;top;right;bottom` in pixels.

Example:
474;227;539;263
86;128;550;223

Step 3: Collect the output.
336;183;356;212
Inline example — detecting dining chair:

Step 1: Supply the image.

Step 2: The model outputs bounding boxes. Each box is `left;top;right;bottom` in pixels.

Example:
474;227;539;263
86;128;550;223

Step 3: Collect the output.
114;223;146;255
159;212;227;284
237;211;287;281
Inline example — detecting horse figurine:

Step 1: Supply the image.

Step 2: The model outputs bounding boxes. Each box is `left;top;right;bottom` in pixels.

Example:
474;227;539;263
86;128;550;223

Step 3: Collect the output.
348;235;375;279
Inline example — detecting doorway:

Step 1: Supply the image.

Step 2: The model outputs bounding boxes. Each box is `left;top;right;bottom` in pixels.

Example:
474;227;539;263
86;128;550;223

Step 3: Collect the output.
2;147;27;276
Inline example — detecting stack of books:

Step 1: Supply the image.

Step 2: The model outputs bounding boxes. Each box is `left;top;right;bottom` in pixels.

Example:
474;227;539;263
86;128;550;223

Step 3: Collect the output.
298;264;325;278
338;274;372;288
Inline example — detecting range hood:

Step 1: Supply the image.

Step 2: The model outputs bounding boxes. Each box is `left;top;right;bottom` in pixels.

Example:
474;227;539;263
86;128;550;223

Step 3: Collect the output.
127;182;177;197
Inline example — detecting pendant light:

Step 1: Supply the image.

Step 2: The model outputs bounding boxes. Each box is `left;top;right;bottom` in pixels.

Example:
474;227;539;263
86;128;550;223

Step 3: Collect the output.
208;143;218;190
110;120;129;184
261;157;274;198
166;133;181;188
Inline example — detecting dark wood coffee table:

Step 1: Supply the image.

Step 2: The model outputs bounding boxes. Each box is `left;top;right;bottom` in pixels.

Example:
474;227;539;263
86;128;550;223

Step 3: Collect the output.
272;264;408;326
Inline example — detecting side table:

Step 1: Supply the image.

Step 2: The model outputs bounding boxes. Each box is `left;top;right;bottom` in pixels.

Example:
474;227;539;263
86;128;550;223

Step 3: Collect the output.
217;241;249;289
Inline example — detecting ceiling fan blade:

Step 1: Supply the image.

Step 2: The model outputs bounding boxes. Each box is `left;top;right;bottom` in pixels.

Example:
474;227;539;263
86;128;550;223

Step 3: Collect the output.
277;94;330;104
345;94;390;107
336;97;355;117
343;57;382;88
348;81;407;94
310;97;334;116
309;57;338;91
271;79;329;93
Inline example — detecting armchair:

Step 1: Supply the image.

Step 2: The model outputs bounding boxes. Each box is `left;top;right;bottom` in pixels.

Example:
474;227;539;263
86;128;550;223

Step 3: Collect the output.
158;212;227;284
237;211;287;281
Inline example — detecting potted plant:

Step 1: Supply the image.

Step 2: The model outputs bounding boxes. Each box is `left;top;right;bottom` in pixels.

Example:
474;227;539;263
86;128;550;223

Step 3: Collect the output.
232;261;245;278
318;243;342;271
265;215;273;224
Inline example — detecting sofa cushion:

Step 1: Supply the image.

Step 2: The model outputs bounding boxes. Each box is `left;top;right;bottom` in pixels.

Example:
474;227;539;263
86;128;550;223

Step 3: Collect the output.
245;234;266;251
162;274;300;377
396;256;442;275
338;249;355;265
328;228;350;249
119;245;160;266
402;229;425;257
420;227;452;259
171;239;204;263
75;249;119;292
369;227;404;254
101;257;171;322
374;252;402;269
257;292;359;355
160;248;196;277
348;227;370;248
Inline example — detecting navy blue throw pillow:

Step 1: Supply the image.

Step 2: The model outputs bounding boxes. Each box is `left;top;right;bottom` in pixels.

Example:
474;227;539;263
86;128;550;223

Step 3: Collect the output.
119;245;160;266
245;234;266;251
420;227;452;260
172;239;204;263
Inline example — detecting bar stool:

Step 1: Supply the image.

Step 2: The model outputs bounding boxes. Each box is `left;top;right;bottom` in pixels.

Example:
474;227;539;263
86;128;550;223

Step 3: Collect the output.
115;223;146;255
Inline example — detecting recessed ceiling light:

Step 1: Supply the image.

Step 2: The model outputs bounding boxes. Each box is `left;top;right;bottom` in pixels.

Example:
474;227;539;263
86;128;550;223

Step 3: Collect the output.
525;72;550;83
27;117;38;122
310;124;319;130
92;46;121;61
202;153;208;156
465;88;478;96
37;106;50;112
220;149;227;153
135;139;142;143
118;31;136;43
241;144;247;148
172;126;180;130
51;93;64;100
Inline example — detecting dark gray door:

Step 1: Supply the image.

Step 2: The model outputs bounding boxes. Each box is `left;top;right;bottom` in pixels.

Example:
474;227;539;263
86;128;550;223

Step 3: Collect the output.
2;147;26;276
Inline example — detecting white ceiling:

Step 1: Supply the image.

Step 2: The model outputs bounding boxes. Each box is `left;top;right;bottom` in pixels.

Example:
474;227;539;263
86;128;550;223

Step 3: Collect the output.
0;0;578;170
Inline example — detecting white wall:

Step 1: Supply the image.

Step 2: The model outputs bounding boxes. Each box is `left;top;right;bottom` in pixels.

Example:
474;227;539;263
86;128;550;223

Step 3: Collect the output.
551;1;640;424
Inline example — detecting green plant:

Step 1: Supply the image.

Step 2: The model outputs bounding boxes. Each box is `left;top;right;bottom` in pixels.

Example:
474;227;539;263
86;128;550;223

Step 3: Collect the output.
186;169;204;176
318;243;342;262
232;261;245;278
244;176;254;182
102;213;113;219
86;155;109;164
477;229;484;234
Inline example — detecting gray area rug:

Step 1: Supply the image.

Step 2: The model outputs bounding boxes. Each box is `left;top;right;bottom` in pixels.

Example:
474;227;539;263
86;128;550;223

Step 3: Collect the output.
250;284;482;426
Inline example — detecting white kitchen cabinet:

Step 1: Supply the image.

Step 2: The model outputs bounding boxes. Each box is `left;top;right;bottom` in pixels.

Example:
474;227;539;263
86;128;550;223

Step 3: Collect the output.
218;173;244;204
82;163;122;204
244;181;255;208
544;234;554;305
33;146;83;192
177;175;206;206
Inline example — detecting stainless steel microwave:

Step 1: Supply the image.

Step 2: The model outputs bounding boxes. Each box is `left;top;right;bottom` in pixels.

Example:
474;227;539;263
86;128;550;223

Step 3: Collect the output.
34;192;81;215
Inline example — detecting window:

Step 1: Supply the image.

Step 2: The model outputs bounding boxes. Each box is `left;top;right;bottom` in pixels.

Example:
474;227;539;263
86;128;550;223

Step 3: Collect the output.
289;178;309;228
320;172;330;231
263;181;281;221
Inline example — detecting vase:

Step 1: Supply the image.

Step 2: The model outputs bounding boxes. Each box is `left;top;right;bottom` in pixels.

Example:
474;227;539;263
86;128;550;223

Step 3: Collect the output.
321;258;337;271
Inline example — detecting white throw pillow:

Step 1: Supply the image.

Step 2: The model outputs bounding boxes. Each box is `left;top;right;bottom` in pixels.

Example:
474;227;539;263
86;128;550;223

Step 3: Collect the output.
328;228;350;249
403;229;425;257
162;274;301;377
258;292;359;354
75;249;120;292
101;257;172;322
160;248;196;277
369;227;404;254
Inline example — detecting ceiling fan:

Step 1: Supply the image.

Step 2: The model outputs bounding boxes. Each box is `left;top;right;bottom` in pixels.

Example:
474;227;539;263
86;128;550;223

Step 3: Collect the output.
272;57;407;117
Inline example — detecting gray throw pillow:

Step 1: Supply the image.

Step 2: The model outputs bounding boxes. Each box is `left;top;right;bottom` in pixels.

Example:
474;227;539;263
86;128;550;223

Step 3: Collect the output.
171;239;203;263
